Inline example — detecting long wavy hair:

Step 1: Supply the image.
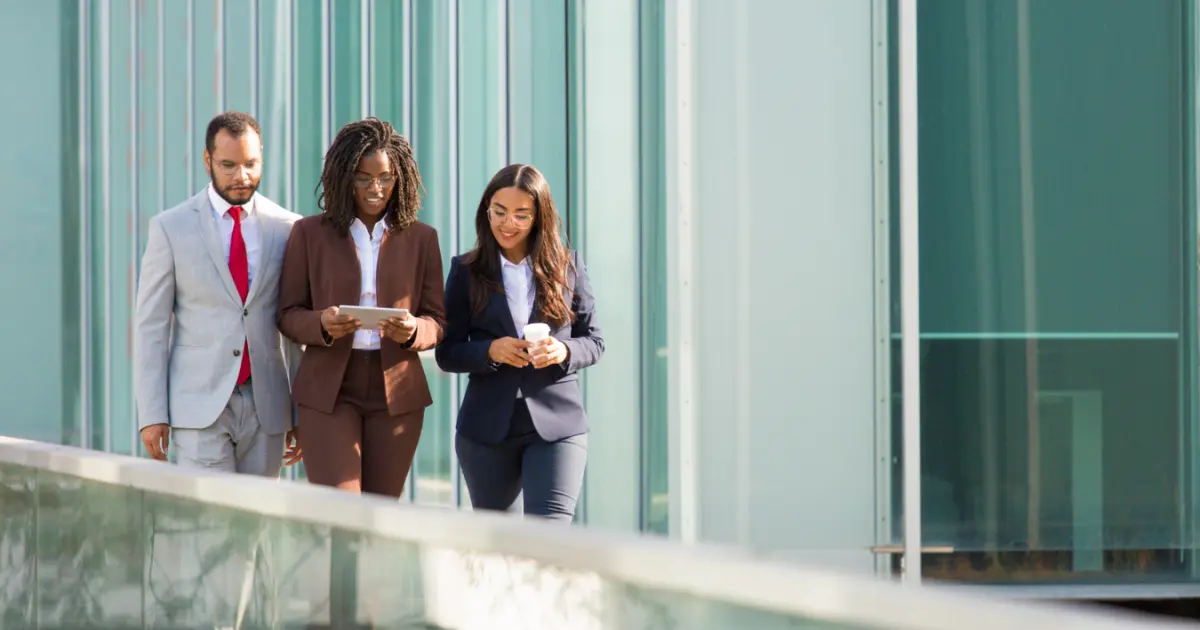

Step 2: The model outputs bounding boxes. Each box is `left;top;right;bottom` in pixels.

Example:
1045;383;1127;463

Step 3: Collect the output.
315;117;422;235
463;164;575;327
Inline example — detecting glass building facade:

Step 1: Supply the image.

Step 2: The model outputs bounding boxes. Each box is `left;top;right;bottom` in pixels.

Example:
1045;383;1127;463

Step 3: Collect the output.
2;0;1198;594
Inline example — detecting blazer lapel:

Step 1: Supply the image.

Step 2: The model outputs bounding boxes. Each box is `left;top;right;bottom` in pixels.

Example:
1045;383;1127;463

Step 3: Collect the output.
376;228;400;309
490;290;519;338
194;193;241;303
339;226;363;308
245;199;279;305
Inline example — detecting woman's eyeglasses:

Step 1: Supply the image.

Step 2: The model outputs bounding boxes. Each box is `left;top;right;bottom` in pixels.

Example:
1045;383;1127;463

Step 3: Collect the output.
354;174;398;189
488;207;534;228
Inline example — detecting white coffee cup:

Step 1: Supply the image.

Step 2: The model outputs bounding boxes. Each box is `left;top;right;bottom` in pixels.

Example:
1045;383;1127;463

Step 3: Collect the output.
522;323;551;344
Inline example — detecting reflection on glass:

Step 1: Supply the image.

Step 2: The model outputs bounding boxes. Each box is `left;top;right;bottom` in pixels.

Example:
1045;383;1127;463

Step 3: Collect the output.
903;0;1194;581
0;461;868;629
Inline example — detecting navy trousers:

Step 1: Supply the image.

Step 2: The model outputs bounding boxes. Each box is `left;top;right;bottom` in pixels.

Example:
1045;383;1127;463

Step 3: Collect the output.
455;399;588;522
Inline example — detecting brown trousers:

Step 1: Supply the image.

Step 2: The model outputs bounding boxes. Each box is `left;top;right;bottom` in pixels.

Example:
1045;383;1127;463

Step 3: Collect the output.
297;349;424;498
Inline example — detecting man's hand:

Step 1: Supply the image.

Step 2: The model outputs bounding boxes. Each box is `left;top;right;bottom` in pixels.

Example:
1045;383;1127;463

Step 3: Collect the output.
380;310;418;345
488;337;533;368
284;427;303;466
320;306;360;340
140;424;170;461
529;337;569;369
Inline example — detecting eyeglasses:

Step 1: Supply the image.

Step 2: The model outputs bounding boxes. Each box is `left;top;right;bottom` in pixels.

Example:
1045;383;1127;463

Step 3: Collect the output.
488;207;534;228
354;174;398;189
213;160;261;176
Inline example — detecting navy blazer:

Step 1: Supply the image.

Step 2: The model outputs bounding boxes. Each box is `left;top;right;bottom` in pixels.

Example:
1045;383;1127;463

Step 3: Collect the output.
435;250;604;444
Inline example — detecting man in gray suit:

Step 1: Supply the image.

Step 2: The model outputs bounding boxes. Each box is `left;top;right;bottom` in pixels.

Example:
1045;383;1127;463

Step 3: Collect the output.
134;111;302;477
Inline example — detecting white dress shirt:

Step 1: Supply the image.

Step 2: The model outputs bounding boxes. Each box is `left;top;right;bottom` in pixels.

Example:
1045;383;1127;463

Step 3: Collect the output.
501;254;535;334
208;184;262;285
350;218;387;350
502;254;535;397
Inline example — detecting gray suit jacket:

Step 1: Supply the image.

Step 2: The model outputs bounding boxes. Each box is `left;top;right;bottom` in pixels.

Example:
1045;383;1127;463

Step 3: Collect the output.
133;189;303;435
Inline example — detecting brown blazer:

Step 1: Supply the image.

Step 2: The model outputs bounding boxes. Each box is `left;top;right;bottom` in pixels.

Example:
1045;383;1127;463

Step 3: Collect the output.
276;215;446;416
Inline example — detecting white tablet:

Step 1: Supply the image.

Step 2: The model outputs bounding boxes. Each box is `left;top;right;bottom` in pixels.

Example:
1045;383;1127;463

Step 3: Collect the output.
338;305;410;329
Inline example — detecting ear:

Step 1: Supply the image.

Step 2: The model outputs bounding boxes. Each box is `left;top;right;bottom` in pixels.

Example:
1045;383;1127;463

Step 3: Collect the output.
202;150;212;175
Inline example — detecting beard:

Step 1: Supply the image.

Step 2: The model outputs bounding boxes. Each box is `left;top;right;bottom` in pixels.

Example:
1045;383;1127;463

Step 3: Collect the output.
209;171;258;206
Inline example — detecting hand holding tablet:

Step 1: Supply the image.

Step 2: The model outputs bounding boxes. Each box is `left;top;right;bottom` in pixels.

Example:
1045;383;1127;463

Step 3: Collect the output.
337;305;411;329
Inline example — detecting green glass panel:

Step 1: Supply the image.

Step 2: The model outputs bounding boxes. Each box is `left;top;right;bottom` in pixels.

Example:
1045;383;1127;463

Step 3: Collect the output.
86;0;107;452
256;0;295;208
575;0;642;531
508;0;569;206
106;0;137;456
160;0;192;203
61;13;85;450
412;0;455;507
330;0;364;131
905;0;1196;582
136;0;162;255
457;0;507;250
192;0;221;187
222;0;255;113
293;0;324;217
371;0;411;137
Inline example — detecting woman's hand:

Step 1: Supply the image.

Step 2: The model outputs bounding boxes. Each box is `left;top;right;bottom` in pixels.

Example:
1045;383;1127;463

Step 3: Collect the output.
488;337;533;368
529;337;568;369
380;311;418;344
320;306;360;340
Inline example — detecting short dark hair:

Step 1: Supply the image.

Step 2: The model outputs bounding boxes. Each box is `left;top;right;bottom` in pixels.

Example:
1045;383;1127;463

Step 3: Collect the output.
205;111;262;154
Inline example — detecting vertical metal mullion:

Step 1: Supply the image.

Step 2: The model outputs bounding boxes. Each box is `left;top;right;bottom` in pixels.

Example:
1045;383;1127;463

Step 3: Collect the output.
157;0;165;213
80;0;93;450
250;0;259;116
402;0;415;503
130;0;141;454
217;0;226;111
287;0;297;213
665;0;697;545
869;0;895;577
499;0;509;166
285;1;298;482
361;0;371;118
897;0;923;586
155;0;166;457
403;0;413;138
447;0;461;510
100;0;113;453
321;0;332;148
186;0;195;192
1185;0;1200;578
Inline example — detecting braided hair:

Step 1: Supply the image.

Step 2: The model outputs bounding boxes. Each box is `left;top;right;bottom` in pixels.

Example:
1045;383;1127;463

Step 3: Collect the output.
316;117;422;234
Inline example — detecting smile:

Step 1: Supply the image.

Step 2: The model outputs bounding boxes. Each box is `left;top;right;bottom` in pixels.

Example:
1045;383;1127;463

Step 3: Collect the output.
500;230;518;238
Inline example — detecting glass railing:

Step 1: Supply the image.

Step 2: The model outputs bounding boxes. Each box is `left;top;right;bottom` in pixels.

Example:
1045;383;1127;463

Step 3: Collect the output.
0;437;1190;630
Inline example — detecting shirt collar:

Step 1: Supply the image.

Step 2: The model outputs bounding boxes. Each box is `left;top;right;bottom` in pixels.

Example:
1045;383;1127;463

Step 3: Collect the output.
499;253;529;270
208;183;257;219
351;217;388;241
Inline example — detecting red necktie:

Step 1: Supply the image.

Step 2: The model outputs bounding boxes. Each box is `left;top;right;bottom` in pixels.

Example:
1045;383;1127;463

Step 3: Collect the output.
228;207;251;384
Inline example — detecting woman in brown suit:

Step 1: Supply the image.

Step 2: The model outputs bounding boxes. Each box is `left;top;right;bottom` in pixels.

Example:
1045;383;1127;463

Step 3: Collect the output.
276;117;445;497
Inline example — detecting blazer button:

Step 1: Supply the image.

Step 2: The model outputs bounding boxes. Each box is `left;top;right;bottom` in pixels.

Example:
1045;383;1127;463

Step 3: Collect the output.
243;309;248;317
233;349;242;357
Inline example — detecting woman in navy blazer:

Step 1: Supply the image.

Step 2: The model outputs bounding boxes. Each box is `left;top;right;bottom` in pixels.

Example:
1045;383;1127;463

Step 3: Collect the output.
436;164;603;521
